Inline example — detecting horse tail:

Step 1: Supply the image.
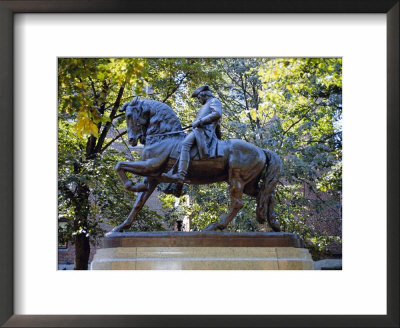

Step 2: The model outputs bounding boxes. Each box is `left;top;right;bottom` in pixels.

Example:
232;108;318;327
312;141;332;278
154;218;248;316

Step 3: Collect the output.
256;149;282;232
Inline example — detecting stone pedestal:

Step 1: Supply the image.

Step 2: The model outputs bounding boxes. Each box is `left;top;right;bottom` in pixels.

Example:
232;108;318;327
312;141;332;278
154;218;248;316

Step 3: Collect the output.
91;232;314;270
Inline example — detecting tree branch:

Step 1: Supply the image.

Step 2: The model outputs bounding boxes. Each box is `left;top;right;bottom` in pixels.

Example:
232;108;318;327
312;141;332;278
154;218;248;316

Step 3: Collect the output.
86;80;109;157
58;181;76;205
280;106;313;143
94;84;125;154
162;73;188;103
100;130;127;153
88;76;98;99
294;176;341;217
110;122;135;161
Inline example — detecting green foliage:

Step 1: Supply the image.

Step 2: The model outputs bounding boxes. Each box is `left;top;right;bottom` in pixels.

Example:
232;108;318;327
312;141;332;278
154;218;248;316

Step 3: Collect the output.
257;58;342;259
185;183;230;231
158;193;189;230
142;58;225;127
58;119;164;246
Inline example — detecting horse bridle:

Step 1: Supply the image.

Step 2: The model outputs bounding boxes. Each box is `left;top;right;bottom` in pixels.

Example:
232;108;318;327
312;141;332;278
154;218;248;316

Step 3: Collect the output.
131;105;147;143
134;105;192;141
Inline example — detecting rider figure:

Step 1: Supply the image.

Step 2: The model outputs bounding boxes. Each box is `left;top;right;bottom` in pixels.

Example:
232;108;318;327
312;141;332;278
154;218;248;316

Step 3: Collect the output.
162;85;223;184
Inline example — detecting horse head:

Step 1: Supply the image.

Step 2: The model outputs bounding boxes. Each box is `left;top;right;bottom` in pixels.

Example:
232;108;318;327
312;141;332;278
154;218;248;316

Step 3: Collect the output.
119;97;149;146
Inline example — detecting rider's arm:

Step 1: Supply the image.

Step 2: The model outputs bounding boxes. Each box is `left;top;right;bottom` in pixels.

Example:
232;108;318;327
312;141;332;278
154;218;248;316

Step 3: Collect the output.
199;98;222;125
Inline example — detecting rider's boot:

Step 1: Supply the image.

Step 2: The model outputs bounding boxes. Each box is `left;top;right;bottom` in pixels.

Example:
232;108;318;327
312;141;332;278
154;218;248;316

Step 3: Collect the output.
163;183;183;197
162;152;190;184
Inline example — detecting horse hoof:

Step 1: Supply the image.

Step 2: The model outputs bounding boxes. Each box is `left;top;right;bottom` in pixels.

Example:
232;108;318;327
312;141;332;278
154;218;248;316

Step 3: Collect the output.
111;222;129;233
135;184;149;192
203;223;225;231
203;223;218;231
270;219;281;232
124;181;135;191
111;226;123;233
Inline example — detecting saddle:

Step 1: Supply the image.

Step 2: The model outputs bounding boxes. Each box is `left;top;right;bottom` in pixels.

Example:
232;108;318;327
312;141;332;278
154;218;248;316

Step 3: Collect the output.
170;132;224;162
169;139;202;161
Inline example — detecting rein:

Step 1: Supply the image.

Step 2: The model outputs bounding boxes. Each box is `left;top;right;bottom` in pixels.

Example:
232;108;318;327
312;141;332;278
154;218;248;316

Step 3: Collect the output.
145;125;191;140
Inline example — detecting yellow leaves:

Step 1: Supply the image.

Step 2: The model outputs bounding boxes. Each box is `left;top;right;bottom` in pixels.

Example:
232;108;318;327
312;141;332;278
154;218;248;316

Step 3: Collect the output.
89;123;99;138
264;90;284;104
107;59;148;84
259;67;280;83
297;96;307;106
249;109;257;121
259;103;269;112
75;110;99;138
240;111;247;120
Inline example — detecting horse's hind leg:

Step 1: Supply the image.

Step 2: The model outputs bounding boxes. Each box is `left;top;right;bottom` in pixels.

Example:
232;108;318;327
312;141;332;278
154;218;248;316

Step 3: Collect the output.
111;178;158;232
204;170;244;231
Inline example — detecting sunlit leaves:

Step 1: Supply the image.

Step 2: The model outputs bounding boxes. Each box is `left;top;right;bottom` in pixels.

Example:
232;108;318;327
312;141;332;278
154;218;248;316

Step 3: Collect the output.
76;110;99;138
58;58;149;138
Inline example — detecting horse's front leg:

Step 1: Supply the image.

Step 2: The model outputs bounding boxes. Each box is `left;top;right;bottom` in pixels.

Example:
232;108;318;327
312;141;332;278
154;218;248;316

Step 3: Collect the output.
115;164;148;192
111;178;158;232
115;157;165;192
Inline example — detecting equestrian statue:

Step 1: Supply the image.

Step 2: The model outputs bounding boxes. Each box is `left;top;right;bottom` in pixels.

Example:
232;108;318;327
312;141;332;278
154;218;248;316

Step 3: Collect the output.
112;85;282;232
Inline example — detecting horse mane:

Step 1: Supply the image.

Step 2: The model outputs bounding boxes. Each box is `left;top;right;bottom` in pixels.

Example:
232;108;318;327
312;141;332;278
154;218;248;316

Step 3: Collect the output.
140;100;183;135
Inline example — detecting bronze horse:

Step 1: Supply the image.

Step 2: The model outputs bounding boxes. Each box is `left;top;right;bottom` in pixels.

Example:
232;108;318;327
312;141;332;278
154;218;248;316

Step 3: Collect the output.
112;97;282;232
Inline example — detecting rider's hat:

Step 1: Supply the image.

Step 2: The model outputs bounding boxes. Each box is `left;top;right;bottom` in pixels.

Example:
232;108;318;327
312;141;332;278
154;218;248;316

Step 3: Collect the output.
191;85;211;98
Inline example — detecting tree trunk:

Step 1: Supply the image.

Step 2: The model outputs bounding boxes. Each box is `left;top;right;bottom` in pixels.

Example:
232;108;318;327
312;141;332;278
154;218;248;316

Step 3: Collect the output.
73;176;91;270
74;234;90;270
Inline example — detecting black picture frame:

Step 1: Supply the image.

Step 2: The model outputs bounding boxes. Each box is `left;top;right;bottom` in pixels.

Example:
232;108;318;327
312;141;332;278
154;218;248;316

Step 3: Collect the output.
1;1;398;327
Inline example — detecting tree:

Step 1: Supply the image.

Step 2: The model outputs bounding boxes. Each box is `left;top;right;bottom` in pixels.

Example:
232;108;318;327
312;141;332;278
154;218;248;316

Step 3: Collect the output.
58;58;152;269
258;58;342;257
